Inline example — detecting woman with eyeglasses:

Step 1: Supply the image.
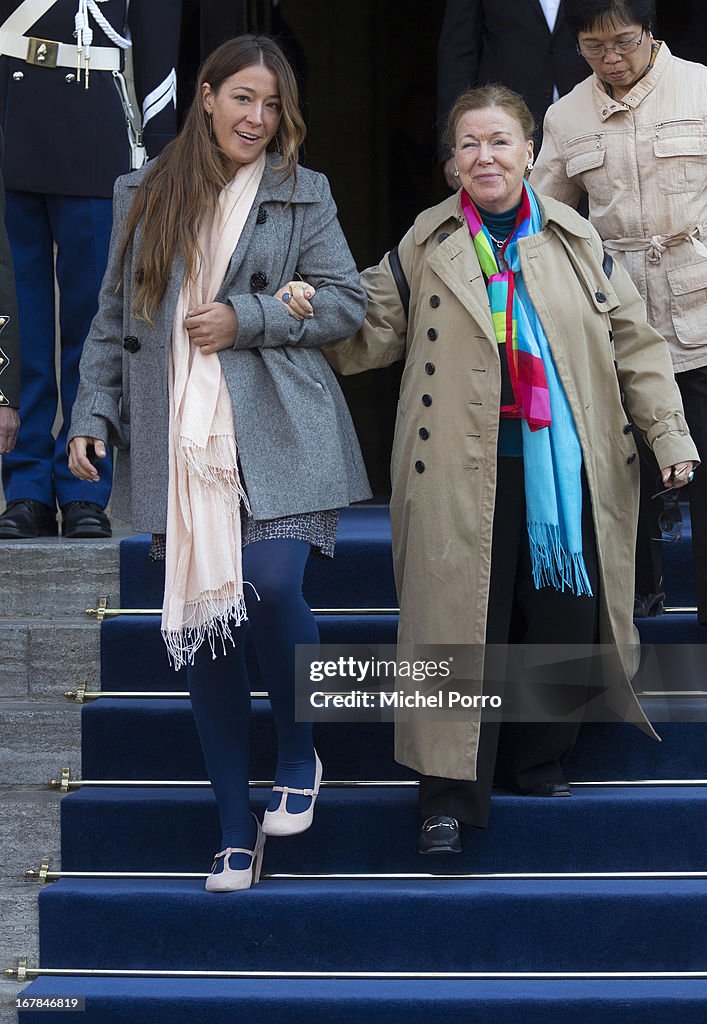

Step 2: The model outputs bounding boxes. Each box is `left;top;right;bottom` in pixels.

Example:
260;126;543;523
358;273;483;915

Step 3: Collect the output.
531;0;707;625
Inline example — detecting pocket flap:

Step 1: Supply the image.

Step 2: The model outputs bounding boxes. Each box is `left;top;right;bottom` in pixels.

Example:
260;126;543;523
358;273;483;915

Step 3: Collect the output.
654;136;707;158
566;148;606;177
667;261;707;296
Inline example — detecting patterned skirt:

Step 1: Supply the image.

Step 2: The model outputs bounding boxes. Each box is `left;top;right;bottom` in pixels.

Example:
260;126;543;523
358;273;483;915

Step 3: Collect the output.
149;507;340;562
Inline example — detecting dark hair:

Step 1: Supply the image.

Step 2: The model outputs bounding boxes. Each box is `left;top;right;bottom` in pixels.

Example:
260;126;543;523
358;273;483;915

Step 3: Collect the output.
443;84;536;153
120;35;306;322
565;0;656;38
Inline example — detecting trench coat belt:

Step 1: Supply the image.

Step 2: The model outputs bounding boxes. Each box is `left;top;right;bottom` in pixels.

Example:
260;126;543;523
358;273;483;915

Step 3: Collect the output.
604;224;707;265
0;29;121;71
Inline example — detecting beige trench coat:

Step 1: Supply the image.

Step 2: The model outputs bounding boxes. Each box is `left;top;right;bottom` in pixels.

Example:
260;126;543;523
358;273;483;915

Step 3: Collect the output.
325;190;699;781
531;43;707;374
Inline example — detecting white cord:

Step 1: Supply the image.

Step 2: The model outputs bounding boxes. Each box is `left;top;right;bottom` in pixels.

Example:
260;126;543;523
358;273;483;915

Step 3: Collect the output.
86;0;132;49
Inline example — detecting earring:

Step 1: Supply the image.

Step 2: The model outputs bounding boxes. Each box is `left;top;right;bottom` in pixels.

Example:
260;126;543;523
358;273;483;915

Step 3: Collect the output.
208;113;213;139
526;160;534;171
453;168;459;177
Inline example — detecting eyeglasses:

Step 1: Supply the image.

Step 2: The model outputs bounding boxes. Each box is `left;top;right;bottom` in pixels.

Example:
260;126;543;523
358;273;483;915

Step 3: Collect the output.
577;30;644;60
651;485;683;544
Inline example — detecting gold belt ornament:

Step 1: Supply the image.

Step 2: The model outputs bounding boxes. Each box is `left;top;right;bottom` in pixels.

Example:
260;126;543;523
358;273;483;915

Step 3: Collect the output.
25;36;58;67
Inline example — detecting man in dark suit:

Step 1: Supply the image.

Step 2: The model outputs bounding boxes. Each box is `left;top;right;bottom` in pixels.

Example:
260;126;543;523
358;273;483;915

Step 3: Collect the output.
0;129;20;457
437;0;587;186
0;0;180;538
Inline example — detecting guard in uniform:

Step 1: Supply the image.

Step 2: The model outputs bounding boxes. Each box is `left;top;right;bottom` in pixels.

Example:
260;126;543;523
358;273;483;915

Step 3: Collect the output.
0;0;181;538
0;127;21;457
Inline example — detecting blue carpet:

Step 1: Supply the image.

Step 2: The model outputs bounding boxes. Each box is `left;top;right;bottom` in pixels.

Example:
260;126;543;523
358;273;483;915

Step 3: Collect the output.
17;977;707;1024
59;785;707;874
99;614;399;691
17;507;707;1021
37;877;707;972
80;698;707;781
118;507;397;610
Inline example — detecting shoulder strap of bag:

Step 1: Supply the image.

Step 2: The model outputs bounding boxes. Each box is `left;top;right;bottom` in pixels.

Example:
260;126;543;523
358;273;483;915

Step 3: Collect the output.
0;0;59;37
389;244;410;320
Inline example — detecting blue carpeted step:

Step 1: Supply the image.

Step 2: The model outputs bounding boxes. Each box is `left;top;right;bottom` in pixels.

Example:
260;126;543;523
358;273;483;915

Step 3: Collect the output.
116;505;697;610
80;698;707;781
636;614;705;643
662;508;696;608
99;614;399;692
16;976;707;1024
37;877;707;972
100;610;705;694
119;507;398;610
59;785;707;874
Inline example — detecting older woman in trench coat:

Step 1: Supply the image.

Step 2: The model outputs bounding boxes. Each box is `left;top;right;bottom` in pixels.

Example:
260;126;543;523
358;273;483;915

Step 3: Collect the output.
68;36;370;891
323;84;698;855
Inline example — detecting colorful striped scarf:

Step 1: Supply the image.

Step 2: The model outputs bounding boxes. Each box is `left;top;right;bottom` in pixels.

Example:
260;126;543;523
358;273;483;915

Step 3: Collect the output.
462;182;592;596
462;185;550;429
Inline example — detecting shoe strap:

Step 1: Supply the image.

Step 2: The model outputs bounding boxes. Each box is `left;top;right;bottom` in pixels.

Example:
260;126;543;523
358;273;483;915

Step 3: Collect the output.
212;845;254;863
271;784;318;797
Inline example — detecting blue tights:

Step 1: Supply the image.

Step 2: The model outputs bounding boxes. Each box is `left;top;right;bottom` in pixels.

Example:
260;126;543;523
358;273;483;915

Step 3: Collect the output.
186;539;319;865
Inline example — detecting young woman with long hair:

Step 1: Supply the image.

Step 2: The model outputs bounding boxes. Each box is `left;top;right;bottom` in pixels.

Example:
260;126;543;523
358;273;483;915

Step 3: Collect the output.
68;35;370;891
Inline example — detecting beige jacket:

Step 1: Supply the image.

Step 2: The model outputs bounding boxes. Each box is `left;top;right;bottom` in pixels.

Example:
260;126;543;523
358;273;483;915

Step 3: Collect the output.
531;43;707;373
325;191;698;781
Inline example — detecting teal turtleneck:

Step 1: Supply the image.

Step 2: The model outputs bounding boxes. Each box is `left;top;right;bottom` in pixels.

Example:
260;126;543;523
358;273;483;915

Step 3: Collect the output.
476;199;523;457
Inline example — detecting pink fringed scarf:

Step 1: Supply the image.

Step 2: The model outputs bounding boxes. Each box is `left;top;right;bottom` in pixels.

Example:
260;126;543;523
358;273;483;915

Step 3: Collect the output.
161;154;266;668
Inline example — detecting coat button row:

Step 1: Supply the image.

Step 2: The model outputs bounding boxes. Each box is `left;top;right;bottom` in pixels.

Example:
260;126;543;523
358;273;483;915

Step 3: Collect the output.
256;205;268;224
429;295;440;308
419;427;429;440
626;453;636;464
595;291;606;303
623;424;633;435
437;233;449;244
123;336;140;353
415;461;425;473
427;328;438;341
425;363;435;375
421;394;432;407
250;271;268;292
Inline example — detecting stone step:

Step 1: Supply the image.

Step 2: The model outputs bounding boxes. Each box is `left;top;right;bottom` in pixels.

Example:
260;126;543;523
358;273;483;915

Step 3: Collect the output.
0;702;81;785
0;530;133;618
1;619;100;699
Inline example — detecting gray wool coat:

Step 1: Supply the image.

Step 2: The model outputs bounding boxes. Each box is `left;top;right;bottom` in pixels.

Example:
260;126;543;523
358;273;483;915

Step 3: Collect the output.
69;154;372;531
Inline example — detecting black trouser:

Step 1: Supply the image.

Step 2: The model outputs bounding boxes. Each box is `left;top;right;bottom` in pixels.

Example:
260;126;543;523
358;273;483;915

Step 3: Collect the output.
676;366;707;624
632;426;663;597
418;458;600;828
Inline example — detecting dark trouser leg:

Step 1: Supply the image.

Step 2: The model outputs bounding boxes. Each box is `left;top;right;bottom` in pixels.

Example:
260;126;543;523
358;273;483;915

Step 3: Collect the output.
632;425;663;599
676;366;707;624
498;469;599;791
48;195;113;507
2;192;57;506
242;538;319;814
418;458;525;827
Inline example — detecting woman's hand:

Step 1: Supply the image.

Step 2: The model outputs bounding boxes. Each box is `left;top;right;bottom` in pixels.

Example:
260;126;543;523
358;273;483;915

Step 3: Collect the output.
661;461;697;489
68;437;108;482
274;282;316;321
184;302;239;354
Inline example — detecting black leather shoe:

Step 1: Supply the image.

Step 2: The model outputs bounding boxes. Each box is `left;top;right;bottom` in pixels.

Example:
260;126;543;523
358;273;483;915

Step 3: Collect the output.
417;815;462;854
61;501;112;539
527;781;571;798
633;592;665;618
0;499;57;538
